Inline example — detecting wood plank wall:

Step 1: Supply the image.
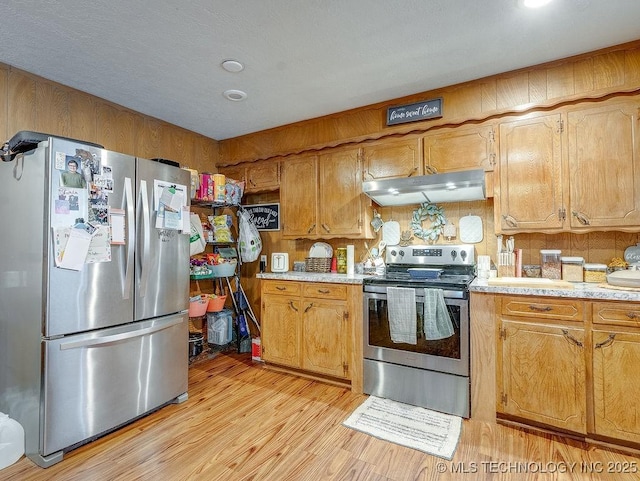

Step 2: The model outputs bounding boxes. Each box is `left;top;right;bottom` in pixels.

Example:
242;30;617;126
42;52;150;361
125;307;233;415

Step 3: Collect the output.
0;64;219;173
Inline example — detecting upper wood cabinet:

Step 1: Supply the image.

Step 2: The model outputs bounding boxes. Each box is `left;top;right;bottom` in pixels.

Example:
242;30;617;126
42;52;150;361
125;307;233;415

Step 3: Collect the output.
217;164;246;184
566;99;640;229
245;160;280;193
423;122;496;174
280;148;373;239
495;111;564;233
218;160;280;193
361;137;422;180
495;96;640;234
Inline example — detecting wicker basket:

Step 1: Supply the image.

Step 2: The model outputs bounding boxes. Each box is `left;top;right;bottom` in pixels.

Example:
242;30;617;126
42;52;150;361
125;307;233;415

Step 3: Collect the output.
305;257;331;273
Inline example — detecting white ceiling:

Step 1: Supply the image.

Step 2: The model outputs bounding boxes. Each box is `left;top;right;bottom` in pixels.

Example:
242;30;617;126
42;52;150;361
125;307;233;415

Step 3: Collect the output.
1;1;639;141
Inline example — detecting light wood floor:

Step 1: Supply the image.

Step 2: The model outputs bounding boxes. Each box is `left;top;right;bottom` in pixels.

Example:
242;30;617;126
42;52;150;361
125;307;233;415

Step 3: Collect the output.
3;352;640;480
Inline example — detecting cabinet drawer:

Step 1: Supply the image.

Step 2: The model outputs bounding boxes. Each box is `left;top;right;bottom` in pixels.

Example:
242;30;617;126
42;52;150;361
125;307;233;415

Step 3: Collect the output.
592;301;640;328
262;281;301;296
302;283;347;300
501;296;584;321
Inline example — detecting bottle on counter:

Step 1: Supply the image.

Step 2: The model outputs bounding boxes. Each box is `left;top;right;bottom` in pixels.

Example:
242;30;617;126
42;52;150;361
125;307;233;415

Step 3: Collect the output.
336;247;347;274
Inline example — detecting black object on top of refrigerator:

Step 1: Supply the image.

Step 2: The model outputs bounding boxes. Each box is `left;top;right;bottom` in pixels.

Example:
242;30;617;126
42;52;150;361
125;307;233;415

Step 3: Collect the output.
0;134;191;467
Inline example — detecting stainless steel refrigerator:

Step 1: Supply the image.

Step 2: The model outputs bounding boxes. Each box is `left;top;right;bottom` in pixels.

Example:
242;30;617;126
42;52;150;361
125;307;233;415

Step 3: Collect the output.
0;135;190;467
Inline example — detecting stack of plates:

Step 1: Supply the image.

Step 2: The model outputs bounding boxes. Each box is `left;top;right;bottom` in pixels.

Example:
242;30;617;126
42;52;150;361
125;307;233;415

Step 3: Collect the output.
309;242;333;258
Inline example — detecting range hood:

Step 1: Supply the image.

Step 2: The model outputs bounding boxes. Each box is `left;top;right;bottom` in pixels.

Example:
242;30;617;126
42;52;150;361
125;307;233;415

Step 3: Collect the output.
362;168;486;206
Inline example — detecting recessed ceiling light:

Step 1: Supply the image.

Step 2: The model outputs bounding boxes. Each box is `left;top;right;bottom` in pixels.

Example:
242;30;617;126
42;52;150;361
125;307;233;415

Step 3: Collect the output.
221;59;244;73
223;89;247;102
521;0;552;8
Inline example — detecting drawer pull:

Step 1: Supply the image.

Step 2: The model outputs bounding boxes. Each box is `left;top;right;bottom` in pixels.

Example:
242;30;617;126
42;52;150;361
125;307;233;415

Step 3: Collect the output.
304;302;314;313
528;305;552;312
307;223;316;234
317;289;330;294
595;333;616;349
276;286;287;291
321;223;331;233
289;301;298;312
561;329;583;348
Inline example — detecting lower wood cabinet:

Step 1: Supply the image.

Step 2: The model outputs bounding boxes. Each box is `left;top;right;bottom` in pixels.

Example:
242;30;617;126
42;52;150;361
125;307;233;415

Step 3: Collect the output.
497;295;640;447
497;297;586;434
591;302;640;444
261;280;353;381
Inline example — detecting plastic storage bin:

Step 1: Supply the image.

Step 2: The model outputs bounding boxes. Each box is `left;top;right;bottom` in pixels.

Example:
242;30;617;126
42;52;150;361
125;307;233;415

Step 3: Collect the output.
584;263;607;283
209;262;237;278
540;249;562;279
188;295;209;317
561;256;584;282
207;309;234;345
206;294;227;312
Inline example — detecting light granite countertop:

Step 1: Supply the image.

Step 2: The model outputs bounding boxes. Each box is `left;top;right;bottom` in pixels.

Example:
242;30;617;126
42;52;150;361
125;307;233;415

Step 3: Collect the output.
256;271;368;285
470;278;640;302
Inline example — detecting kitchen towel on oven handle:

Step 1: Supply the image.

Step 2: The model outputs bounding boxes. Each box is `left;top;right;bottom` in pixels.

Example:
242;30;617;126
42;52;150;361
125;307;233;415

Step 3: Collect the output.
423;289;455;340
386;287;417;345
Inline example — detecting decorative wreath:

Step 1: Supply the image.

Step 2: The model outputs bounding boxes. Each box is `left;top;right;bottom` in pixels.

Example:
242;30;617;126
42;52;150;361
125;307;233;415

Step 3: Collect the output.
410;202;447;242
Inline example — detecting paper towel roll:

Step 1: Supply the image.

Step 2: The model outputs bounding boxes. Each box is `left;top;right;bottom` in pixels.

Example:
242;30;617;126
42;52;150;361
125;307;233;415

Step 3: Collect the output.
347;245;355;276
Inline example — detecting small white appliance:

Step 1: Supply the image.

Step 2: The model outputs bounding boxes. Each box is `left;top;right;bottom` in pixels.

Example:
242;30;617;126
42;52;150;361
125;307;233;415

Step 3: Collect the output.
271;253;289;272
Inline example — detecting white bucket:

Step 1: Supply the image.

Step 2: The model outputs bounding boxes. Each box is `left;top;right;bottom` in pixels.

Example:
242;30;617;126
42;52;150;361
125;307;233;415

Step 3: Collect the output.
0;412;24;470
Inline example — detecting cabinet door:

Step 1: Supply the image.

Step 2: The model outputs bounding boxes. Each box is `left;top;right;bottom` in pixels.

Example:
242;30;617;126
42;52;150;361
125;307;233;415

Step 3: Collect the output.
218;164;246;184
567;99;640;229
261;294;300;368
301;299;349;379
498;320;586;433
424;123;496;173
362;137;422;180
592;329;640;443
280;155;319;238
246;160;280;193
496;112;564;233
318;148;368;238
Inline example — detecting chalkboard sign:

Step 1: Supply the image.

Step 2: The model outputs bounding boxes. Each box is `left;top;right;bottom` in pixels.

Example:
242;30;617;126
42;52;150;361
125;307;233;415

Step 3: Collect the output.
242;203;280;231
386;97;443;126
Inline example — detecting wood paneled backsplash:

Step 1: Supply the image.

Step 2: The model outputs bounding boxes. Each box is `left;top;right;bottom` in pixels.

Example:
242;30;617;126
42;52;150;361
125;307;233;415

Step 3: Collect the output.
0;64;219;173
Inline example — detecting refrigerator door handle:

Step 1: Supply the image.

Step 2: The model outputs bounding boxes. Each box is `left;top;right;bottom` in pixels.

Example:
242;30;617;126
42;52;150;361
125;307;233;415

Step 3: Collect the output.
139;179;151;298
123;177;135;299
59;317;183;350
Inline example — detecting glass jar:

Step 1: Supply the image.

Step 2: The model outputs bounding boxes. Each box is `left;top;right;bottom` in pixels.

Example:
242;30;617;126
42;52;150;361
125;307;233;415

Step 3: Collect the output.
336;247;347;274
561;256;584;282
540;249;562;279
583;263;607;283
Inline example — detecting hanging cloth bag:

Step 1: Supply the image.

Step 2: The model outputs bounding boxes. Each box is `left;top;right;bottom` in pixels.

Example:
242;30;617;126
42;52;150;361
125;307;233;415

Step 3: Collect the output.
189;213;206;256
238;208;262;263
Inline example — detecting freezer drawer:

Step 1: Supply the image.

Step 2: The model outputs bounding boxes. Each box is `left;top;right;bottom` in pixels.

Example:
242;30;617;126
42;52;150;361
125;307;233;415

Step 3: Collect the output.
41;314;188;458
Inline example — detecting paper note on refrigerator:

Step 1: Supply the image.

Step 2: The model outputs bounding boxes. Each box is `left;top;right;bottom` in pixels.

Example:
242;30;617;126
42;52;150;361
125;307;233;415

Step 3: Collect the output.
59;227;93;271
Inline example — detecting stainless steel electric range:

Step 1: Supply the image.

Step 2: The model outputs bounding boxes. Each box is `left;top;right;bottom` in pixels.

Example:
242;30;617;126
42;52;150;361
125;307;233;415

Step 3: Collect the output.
362;244;476;418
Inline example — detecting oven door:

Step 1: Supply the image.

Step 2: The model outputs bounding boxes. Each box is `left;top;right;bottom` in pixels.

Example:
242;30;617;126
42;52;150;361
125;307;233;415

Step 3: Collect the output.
363;288;469;376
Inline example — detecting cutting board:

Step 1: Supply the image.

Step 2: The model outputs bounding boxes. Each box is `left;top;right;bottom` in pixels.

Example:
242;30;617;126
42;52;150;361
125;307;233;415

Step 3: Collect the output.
487;277;575;289
382;221;401;245
459;215;483;243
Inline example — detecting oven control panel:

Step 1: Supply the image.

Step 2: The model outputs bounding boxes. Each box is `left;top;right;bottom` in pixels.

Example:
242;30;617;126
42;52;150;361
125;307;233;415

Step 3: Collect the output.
385;244;475;266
